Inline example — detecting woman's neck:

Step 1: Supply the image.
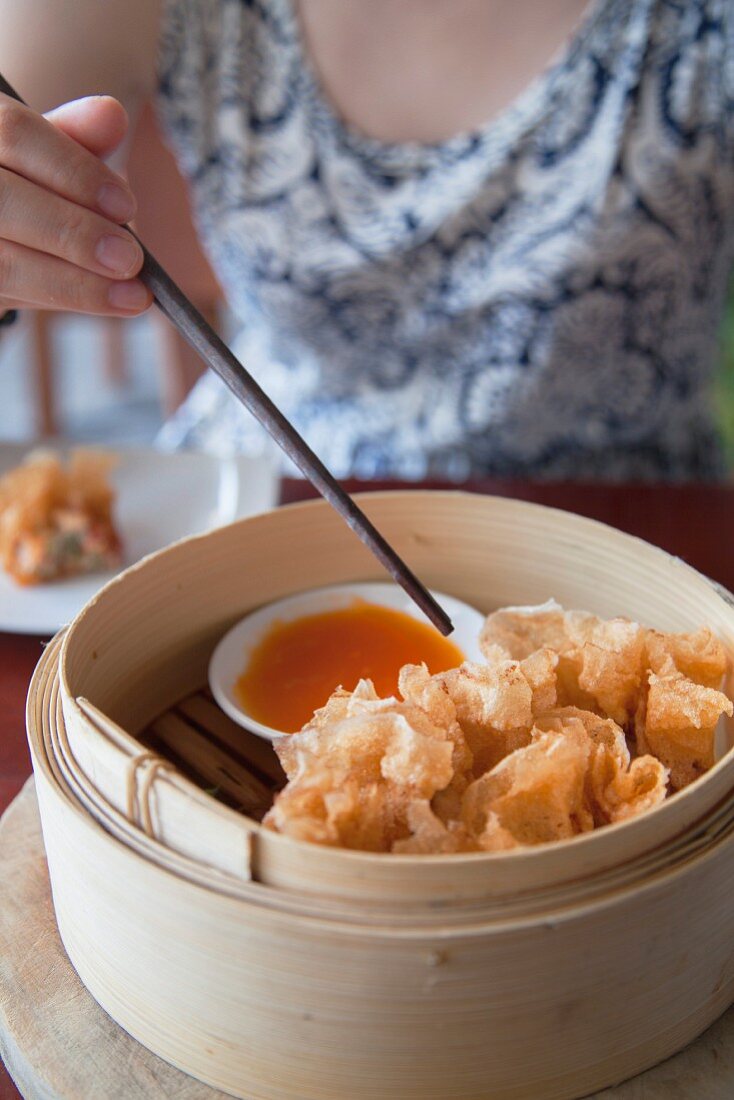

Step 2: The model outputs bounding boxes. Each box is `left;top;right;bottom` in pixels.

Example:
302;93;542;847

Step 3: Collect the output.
296;0;593;144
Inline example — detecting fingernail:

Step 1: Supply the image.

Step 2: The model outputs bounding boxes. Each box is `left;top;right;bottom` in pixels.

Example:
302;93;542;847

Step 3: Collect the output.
108;280;149;311
96;234;141;275
97;182;136;222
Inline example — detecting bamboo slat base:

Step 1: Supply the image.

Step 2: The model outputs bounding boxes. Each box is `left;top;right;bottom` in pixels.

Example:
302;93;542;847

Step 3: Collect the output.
142;688;285;820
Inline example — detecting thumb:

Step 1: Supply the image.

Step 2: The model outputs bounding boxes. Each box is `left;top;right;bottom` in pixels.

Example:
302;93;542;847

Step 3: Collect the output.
44;95;130;159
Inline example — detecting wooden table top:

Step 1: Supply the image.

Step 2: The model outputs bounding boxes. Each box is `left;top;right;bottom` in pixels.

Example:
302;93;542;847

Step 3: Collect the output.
1;477;732;1099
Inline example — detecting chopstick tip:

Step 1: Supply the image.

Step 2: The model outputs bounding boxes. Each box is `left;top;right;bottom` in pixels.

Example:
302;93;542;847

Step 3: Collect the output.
435;613;455;637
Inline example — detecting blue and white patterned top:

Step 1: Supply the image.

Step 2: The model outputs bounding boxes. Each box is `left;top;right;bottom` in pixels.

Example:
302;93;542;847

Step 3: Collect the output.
157;0;734;480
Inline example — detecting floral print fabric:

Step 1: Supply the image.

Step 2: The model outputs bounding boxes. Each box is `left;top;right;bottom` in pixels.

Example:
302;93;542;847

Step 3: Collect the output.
157;0;734;480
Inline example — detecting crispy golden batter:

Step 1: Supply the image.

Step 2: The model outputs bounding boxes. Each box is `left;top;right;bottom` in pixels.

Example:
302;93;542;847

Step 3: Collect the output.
263;603;732;853
637;663;732;789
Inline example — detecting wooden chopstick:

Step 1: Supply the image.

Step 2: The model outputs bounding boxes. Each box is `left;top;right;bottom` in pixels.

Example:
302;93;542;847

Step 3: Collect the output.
0;73;453;636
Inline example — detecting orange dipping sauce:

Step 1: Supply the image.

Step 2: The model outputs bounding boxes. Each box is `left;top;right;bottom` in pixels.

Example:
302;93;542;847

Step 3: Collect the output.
235;600;465;733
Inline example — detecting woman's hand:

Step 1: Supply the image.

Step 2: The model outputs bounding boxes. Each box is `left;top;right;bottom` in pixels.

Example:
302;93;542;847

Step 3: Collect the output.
0;92;152;317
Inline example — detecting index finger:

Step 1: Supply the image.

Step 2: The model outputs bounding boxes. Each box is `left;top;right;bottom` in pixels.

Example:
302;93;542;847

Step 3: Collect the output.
0;93;136;223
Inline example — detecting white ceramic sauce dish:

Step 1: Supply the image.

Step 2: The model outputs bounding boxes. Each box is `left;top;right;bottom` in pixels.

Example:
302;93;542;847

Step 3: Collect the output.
208;581;485;740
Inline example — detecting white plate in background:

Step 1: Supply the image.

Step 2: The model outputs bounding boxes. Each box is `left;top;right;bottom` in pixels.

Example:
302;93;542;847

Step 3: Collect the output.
0;443;279;635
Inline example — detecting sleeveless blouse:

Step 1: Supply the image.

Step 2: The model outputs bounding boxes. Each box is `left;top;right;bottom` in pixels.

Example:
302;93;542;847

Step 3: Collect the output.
157;0;734;480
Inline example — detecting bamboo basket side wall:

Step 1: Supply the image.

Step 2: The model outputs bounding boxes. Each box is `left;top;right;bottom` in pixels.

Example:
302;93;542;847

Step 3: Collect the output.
27;661;734;1100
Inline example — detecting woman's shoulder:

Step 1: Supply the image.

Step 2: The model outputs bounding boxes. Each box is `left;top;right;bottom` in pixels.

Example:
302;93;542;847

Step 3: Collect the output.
159;0;294;55
642;0;734;149
157;0;300;166
158;0;297;103
648;0;733;68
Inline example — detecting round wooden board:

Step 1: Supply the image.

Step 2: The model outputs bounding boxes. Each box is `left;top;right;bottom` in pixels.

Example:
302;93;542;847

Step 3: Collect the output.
1;780;733;1100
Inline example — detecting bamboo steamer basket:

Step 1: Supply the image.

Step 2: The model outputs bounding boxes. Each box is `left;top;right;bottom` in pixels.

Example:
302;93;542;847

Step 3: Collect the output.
27;631;734;1100
25;492;734;1099
56;492;734;902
